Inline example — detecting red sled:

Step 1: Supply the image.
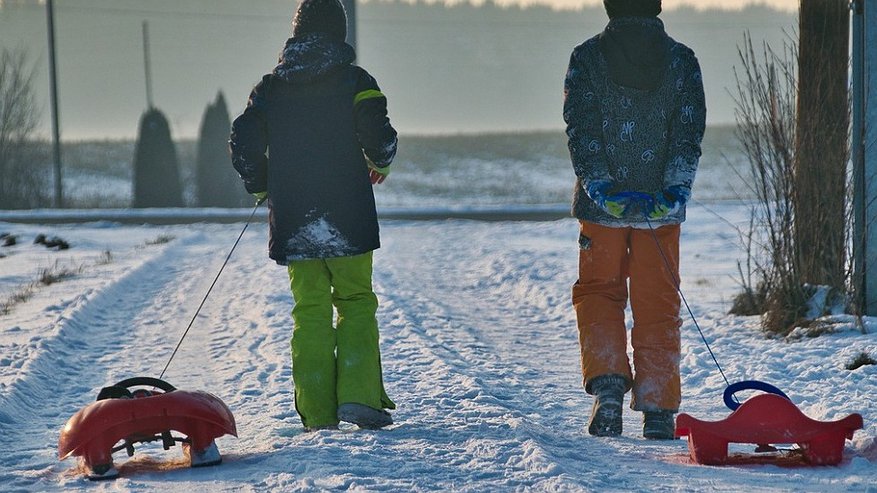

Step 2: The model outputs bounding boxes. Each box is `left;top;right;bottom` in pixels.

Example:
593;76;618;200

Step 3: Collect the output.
675;391;863;466
58;377;237;480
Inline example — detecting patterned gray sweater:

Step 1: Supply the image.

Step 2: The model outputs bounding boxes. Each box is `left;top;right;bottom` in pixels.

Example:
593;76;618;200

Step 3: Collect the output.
564;17;706;227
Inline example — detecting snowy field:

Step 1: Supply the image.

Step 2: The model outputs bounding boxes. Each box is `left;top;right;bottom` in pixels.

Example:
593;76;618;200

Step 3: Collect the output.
0;201;875;492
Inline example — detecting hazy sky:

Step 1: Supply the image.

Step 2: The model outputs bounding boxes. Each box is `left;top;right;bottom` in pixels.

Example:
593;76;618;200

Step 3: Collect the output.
1;0;798;139
2;0;801;12
426;0;798;11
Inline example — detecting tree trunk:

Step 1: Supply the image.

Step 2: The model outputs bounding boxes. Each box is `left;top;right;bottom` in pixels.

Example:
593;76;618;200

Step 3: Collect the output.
794;0;849;290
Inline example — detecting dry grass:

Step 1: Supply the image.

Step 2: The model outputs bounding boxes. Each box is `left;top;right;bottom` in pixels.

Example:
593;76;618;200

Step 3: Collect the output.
1;258;97;315
729;282;767;316
1;283;35;315
145;234;175;246
96;250;113;265
38;262;81;285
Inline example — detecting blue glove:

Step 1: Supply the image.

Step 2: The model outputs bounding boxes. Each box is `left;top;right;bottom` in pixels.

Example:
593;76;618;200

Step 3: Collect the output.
585;180;652;219
649;185;689;219
586;180;629;218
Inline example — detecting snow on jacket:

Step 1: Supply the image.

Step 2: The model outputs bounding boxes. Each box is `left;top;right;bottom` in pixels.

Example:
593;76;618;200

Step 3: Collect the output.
564;17;706;227
230;33;397;264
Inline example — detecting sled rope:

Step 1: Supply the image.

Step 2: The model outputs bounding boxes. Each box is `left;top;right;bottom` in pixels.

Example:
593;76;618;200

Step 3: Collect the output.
645;217;731;388
159;200;264;379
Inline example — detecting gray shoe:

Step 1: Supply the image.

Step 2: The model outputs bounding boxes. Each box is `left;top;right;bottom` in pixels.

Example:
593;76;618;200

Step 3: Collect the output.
643;410;677;440
337;402;393;430
304;424;339;432
587;374;627;437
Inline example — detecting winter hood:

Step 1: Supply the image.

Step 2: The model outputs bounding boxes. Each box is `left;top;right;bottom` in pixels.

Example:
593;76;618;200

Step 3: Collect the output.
598;17;670;91
273;33;356;84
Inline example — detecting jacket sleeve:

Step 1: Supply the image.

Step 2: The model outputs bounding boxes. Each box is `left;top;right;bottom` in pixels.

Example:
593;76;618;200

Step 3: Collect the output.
663;48;706;191
229;77;269;194
353;68;397;168
564;45;611;188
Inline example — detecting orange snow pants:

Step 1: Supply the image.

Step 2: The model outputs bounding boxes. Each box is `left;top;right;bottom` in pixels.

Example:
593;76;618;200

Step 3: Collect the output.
572;221;682;412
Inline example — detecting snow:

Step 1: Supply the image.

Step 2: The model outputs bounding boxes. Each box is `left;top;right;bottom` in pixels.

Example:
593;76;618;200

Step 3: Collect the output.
0;201;875;492
286;213;355;260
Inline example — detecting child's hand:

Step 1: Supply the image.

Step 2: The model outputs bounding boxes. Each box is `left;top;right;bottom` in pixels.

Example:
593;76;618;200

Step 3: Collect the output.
369;168;388;185
366;158;390;185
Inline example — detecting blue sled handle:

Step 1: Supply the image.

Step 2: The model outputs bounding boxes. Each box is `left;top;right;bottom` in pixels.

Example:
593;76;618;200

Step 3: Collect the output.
613;191;654;204
723;380;790;411
611;191;656;218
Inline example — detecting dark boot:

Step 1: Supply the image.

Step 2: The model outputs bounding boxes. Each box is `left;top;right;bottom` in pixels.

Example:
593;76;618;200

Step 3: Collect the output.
643;410;677;440
337;402;393;430
587;374;627;437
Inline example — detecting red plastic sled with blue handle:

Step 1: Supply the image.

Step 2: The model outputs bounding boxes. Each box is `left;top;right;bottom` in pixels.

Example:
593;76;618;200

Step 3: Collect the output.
675;381;863;465
58;377;237;480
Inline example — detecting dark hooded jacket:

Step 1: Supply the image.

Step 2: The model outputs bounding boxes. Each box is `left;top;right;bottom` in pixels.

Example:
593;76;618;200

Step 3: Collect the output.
230;33;397;263
563;16;706;227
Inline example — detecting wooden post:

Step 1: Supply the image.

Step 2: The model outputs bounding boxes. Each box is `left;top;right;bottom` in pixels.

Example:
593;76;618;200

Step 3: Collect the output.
143;21;154;109
853;0;877;315
46;0;63;208
793;0;849;290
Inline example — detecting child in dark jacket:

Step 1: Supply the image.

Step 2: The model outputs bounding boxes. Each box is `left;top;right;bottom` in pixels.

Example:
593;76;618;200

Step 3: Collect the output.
564;0;705;440
230;0;398;431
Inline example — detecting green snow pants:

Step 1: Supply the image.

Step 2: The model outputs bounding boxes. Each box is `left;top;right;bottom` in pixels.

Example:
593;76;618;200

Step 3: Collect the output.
287;251;395;429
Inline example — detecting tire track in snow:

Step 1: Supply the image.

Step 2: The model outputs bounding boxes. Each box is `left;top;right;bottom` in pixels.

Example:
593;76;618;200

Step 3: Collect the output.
441;237;602;482
373;221;729;491
366;221;608;490
155;226;306;457
430;224;749;490
375;220;859;492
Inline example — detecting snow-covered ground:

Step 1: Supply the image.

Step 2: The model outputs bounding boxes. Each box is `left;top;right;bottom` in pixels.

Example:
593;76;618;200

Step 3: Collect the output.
0;201;875;492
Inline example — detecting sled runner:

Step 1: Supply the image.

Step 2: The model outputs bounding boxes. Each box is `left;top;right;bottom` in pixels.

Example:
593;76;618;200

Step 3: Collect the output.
675;381;863;466
58;377;237;480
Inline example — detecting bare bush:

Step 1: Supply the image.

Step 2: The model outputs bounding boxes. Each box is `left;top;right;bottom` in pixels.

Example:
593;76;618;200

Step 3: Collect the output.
735;34;806;332
732;17;852;336
732;33;808;333
0;49;49;209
